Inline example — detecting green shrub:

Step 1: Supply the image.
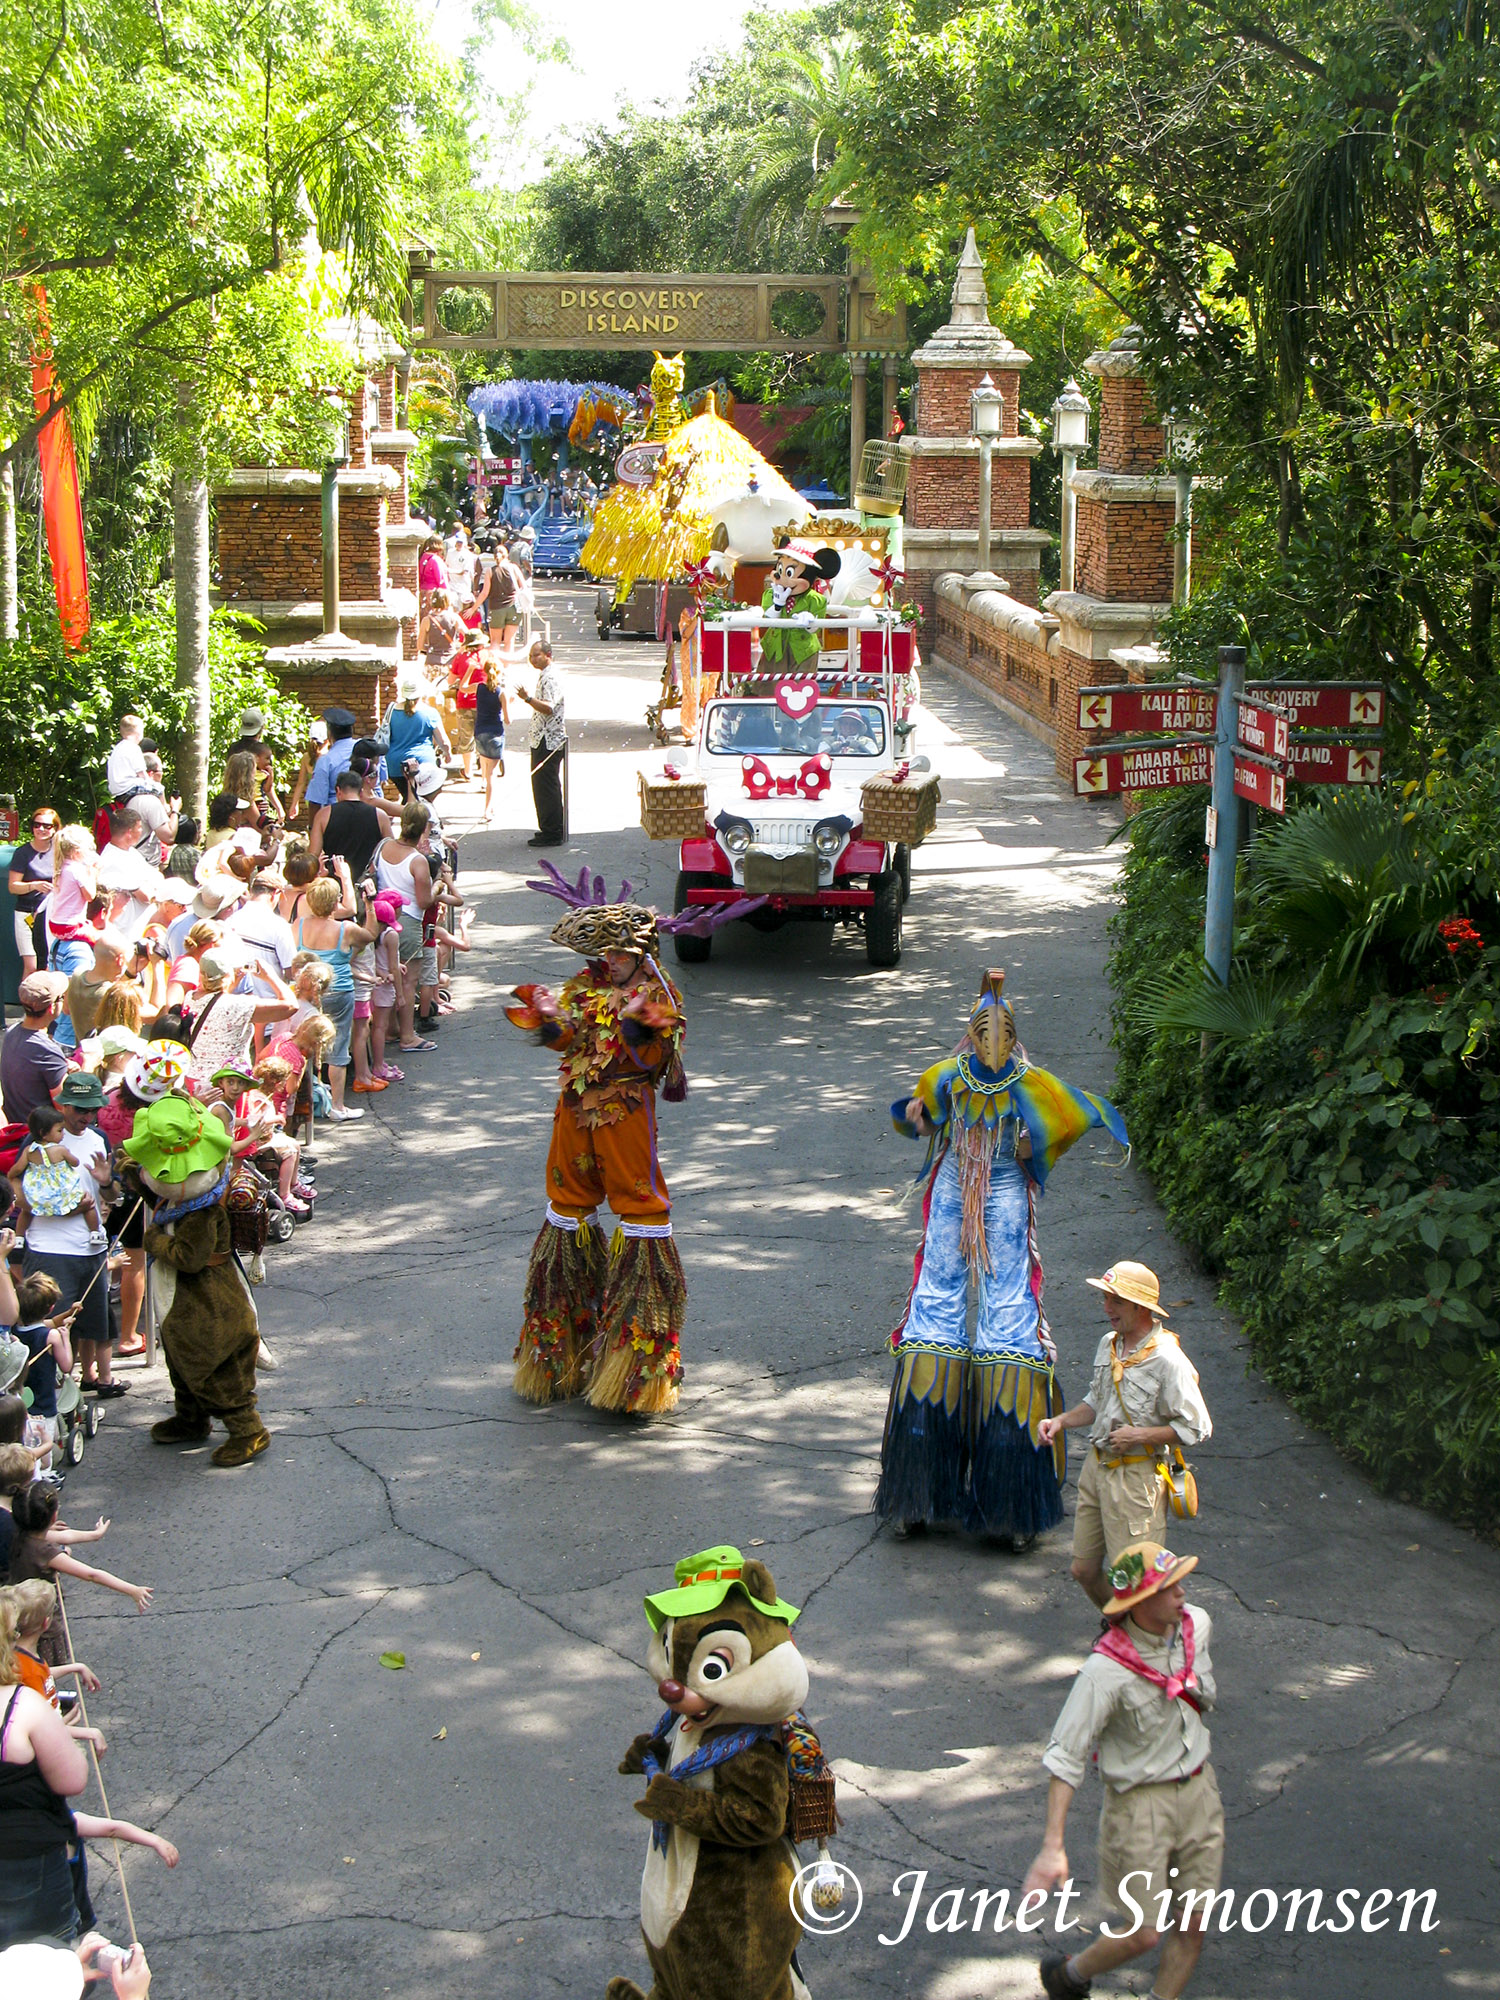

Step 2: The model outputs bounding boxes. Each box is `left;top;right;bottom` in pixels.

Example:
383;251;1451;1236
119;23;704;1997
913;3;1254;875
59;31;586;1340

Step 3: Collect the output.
1110;790;1500;1528
0;612;311;818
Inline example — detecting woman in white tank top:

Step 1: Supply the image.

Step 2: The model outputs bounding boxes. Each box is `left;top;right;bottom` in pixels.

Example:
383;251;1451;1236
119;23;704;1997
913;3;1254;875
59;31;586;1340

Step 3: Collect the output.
375;801;435;1052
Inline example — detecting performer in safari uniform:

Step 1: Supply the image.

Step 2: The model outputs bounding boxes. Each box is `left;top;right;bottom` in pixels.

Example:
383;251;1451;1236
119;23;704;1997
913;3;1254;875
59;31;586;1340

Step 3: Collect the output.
874;970;1127;1545
507;900;688;1416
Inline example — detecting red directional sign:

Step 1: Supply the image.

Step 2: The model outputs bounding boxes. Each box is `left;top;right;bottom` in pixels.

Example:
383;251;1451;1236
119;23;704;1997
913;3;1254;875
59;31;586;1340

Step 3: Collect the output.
1245;681;1385;730
1077;683;1217;734
1075;739;1212;796
1233;753;1286;813
1287;740;1383;785
1235;696;1291;763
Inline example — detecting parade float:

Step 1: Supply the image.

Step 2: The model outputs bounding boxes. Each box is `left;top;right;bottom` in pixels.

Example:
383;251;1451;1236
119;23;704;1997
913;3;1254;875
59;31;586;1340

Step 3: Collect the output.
466;377;636;573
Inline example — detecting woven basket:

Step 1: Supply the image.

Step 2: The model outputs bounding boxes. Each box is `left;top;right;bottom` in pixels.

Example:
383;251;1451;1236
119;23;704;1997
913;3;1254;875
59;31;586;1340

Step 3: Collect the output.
225;1168;270;1255
787;1768;839;1844
860;773;940;846
640;773;708;842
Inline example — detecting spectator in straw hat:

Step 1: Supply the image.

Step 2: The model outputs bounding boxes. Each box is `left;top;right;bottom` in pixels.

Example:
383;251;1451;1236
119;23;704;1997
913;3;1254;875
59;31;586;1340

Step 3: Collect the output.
1023;1540;1223;2000
1039;1262;1211;1608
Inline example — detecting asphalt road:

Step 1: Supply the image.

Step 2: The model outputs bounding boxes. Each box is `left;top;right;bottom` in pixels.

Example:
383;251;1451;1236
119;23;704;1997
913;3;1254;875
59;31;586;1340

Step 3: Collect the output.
62;586;1499;1998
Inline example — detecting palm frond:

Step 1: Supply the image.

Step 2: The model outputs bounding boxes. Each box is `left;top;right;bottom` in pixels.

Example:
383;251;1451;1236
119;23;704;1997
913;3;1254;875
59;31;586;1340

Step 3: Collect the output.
1130;956;1301;1038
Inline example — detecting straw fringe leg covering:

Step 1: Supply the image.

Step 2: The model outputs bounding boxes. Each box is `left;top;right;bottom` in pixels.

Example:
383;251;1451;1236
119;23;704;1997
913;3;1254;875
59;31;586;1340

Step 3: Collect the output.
513;1217;605;1404
873;1348;969;1525
962;1358;1066;1538
586;1229;686;1415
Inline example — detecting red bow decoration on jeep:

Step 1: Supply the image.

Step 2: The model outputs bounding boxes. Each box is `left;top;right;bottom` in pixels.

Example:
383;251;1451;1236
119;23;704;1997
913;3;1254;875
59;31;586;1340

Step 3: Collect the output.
741;754;833;801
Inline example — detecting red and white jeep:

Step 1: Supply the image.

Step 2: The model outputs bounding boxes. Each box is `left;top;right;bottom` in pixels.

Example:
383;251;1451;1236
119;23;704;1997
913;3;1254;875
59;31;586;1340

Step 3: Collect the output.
664;612;931;968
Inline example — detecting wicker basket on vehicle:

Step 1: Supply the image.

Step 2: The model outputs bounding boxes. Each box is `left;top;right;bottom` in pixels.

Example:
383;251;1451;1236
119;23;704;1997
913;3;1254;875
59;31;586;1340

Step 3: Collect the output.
860;772;940;846
640;772;708;842
225;1165;271;1256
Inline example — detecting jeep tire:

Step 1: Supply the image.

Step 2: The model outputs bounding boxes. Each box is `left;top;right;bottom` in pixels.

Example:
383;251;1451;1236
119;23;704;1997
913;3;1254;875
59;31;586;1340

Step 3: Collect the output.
671;872;717;963
866;869;903;967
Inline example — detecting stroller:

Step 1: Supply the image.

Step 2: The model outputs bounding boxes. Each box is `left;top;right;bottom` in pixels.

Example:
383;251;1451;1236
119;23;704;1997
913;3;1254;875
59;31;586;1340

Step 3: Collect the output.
0;1329;99;1470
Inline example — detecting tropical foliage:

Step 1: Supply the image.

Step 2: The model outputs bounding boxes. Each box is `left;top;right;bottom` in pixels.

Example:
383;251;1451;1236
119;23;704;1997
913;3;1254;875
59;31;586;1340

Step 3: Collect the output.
1111;770;1500;1526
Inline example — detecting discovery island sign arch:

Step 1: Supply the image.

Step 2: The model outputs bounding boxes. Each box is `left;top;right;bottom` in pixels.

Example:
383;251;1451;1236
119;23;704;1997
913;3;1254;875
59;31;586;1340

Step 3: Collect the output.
409;266;904;355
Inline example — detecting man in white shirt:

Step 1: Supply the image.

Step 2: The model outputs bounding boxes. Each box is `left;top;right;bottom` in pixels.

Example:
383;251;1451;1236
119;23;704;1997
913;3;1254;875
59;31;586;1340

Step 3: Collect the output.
130;753;181;866
1023;1542;1224;2000
95;807;167;942
21;1069;118;1388
105;714;148;799
225;868;296;992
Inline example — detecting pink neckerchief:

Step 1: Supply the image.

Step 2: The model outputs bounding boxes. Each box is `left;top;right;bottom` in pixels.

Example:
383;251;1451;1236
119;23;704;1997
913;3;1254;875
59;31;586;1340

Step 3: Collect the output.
1093;1612;1201;1712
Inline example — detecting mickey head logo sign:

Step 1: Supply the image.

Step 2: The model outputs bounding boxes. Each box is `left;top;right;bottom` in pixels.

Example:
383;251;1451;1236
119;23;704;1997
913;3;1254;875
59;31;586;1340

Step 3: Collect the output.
775;677;819;720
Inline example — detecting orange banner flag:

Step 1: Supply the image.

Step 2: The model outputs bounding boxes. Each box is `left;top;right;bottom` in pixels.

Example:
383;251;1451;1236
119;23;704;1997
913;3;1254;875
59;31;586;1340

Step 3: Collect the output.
30;288;91;651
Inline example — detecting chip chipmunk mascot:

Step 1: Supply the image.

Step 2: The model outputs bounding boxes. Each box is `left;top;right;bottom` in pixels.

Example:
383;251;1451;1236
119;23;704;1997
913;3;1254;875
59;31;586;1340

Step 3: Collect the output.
609;1546;843;2000
759;540;841;672
875;969;1128;1545
121;1053;270;1468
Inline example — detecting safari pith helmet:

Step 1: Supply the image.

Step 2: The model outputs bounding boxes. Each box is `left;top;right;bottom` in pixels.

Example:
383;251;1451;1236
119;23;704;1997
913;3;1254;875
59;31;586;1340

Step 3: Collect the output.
550;903;659;960
644;1545;800;1632
1086;1260;1169;1320
1102;1539;1198;1618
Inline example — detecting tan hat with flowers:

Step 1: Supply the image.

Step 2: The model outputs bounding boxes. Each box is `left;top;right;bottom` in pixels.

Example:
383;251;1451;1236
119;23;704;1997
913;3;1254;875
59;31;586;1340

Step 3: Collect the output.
1102;1540;1198;1618
1086;1259;1168;1319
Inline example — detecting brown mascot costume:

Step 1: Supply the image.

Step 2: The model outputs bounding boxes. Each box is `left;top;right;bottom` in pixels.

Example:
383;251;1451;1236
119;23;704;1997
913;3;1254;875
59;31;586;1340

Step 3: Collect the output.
122;1069;269;1468
609;1545;842;2000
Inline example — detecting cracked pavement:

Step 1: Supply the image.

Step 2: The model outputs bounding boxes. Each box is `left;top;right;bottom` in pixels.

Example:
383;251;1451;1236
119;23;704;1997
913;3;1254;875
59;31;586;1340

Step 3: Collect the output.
65;588;1500;1997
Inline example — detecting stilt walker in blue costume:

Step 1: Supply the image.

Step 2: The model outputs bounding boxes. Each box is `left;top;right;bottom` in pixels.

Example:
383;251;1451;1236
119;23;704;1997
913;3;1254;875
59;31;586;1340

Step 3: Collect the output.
874;970;1127;1545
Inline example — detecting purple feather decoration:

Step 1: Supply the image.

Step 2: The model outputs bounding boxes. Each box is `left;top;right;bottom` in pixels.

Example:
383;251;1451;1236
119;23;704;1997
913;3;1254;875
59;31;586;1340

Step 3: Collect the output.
658;895;770;938
523;858;637;909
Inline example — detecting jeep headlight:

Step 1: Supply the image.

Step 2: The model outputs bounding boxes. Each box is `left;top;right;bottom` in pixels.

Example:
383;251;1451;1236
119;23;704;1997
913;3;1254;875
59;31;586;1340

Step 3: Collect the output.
721;818;754;856
813;820;845;858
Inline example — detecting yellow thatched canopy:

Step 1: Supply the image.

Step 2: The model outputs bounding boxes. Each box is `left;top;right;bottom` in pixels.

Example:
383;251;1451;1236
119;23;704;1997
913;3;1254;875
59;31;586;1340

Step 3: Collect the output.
582;413;804;598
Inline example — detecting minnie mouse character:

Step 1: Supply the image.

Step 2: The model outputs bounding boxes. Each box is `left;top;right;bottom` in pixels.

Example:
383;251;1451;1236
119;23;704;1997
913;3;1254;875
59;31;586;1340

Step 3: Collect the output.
760;541;841;671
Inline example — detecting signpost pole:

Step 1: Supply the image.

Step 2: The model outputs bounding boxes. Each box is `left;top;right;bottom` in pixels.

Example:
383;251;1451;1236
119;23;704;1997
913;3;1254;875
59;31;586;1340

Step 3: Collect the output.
1204;644;1244;985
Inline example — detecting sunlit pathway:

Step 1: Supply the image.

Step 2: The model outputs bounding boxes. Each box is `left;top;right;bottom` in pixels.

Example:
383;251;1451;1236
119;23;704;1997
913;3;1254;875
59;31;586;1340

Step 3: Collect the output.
62;588;1500;1998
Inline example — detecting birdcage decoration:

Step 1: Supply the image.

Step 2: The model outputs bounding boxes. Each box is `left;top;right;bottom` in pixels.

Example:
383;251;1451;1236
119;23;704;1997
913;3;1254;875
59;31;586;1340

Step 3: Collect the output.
854;439;910;518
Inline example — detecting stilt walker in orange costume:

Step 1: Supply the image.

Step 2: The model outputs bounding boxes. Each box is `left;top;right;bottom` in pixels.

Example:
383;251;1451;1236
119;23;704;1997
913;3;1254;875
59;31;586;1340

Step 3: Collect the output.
507;892;690;1414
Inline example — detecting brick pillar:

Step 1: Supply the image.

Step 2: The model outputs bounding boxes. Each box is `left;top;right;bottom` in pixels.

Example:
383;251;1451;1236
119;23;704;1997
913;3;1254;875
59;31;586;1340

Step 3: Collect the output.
902;229;1050;614
1045;327;1176;786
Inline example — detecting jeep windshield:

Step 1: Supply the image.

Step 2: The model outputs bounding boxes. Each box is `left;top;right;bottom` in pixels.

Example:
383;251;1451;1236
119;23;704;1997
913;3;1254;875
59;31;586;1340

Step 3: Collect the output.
703;700;887;759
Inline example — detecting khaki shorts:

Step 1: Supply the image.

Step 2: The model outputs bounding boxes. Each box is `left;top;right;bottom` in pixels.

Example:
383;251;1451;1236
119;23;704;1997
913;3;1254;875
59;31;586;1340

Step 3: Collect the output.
448;707;475;752
1073;1445;1166;1567
1099;1765;1224;1919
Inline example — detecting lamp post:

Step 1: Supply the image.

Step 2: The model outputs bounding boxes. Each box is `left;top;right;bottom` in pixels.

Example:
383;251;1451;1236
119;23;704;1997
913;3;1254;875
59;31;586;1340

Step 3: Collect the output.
970;373;1003;576
320;391;351;640
1050;377;1091;594
1164;410;1198;606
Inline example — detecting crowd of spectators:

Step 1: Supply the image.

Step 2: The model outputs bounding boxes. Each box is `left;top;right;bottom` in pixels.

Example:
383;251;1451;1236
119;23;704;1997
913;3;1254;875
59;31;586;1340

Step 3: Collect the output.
0;685;490;1982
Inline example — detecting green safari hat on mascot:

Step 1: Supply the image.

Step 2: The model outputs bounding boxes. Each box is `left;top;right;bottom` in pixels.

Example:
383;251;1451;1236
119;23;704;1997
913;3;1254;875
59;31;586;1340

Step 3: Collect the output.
122;1094;231;1185
644;1545;801;1631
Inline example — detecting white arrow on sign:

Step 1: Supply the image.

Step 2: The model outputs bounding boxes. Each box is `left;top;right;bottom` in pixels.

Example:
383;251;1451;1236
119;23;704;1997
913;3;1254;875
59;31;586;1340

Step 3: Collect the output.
1349;690;1384;724
1349;747;1382;782
1079;694;1112;729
